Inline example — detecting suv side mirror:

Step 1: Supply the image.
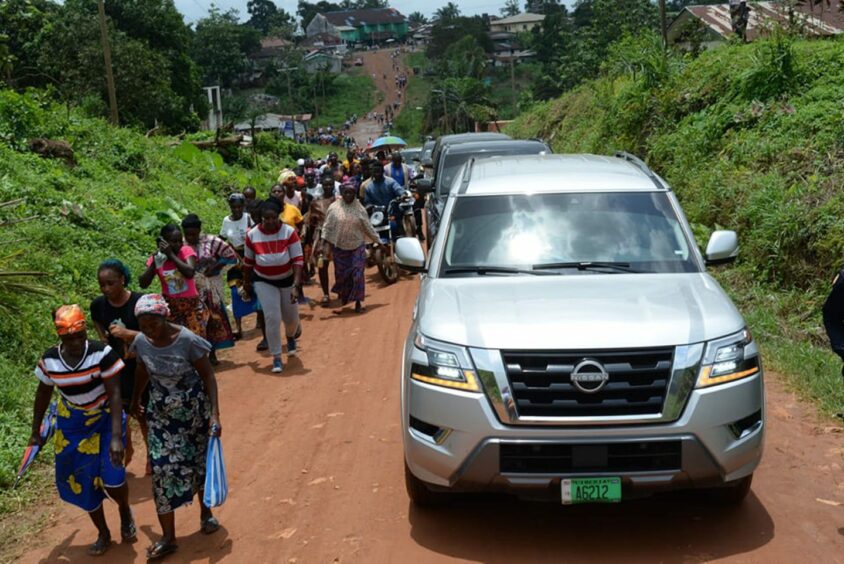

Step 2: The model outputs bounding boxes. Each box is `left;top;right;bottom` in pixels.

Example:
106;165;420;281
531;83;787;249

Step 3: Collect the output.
705;230;738;266
415;178;434;195
395;237;426;272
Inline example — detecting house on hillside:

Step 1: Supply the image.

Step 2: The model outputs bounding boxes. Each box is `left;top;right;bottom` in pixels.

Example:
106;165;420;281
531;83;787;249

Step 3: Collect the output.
489;12;545;34
252;37;293;66
303;50;343;74
667;1;844;48
234;113;312;139
488;31;536;67
306;8;408;45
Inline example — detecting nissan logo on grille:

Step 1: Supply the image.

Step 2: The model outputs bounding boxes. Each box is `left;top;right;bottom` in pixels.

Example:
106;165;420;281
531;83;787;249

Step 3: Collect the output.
570;359;610;393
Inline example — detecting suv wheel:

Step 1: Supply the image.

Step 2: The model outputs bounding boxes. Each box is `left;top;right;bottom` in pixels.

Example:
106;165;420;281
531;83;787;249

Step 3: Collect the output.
404;462;451;507
705;473;753;505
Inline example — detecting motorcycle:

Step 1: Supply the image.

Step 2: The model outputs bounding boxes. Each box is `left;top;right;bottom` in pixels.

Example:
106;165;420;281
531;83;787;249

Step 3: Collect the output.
367;192;416;284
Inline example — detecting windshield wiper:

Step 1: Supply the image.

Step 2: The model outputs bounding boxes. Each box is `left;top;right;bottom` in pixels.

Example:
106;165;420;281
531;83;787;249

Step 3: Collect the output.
531;261;642;273
443;266;560;276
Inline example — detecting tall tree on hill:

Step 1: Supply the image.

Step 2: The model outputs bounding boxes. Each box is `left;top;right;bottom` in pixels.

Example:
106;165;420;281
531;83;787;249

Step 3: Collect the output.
0;0;58;88
354;0;389;7
247;0;296;36
193;7;261;88
435;2;461;21
428;16;492;60
525;0;565;13
408;11;428;25
297;1;342;30
501;0;521;16
26;0;204;130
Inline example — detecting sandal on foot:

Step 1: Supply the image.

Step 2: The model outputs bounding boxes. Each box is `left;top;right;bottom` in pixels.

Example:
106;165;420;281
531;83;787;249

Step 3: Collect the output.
201;516;221;535
146;540;178;561
121;514;137;543
88;534;112;556
321;295;330;304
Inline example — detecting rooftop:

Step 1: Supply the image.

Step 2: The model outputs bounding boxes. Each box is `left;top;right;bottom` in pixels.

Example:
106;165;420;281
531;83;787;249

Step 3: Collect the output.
458;155;663;196
491;12;546;25
322;8;406;27
670;2;844;41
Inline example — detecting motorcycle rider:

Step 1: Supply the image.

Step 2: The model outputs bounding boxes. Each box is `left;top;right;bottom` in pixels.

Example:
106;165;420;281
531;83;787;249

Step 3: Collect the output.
364;161;405;237
384;153;413;188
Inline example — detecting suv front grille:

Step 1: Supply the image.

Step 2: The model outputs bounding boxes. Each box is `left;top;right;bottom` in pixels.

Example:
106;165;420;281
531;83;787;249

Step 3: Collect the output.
500;441;682;473
502;348;674;417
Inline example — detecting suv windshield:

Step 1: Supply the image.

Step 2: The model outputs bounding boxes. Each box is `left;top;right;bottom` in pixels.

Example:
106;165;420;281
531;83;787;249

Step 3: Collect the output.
441;192;698;275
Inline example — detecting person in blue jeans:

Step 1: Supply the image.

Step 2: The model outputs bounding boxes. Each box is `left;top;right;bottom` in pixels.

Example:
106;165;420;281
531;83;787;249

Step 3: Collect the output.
364;162;405;238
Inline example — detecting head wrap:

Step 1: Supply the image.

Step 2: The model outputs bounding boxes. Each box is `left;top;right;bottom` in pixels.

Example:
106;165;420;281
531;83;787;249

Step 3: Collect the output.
54;305;87;335
227;192;246;204
135;293;170;318
297;158;305;166
340;181;357;194
277;169;297;185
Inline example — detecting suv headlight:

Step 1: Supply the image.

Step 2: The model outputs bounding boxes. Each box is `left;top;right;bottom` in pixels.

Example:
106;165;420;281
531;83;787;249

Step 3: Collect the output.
410;332;480;392
697;329;760;388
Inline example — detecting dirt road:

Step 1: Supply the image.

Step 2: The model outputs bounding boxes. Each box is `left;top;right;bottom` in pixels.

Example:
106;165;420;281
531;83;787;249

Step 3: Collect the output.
347;49;408;147
13;50;844;564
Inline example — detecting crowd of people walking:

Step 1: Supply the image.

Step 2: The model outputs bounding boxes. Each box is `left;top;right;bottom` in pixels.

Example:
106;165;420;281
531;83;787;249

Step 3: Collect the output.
27;140;420;559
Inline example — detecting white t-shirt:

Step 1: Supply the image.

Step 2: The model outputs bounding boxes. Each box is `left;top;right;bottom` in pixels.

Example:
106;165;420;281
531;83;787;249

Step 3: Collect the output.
284;191;303;210
220;214;254;249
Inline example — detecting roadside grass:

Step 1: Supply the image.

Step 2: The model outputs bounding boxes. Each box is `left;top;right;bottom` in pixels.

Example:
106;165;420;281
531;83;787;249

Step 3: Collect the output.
310;71;376;129
394;53;432;145
507;37;844;417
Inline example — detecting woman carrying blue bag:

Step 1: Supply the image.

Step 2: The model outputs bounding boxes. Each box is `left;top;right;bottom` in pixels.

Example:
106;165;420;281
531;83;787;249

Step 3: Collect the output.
130;294;223;561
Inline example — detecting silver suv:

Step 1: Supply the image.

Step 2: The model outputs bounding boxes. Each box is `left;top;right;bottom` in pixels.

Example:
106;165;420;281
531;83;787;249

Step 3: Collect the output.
395;153;764;507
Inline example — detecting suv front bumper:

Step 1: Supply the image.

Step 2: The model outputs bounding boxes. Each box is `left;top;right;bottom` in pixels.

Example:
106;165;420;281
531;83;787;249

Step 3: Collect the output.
403;366;764;499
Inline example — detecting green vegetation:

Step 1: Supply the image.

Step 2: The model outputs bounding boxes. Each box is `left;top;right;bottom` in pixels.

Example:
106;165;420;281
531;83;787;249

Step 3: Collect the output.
507;34;844;415
0;89;314;516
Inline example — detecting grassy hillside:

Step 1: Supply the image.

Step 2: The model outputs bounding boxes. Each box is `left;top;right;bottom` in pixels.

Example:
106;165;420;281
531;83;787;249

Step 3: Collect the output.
507;35;844;414
0;89;313;519
393;52;432;145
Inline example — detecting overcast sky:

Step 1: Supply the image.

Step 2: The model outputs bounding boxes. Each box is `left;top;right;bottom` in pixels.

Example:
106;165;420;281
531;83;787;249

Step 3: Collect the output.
173;1;541;23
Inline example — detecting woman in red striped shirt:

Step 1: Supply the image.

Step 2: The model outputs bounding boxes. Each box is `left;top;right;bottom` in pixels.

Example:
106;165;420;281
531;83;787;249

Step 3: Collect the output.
242;199;304;373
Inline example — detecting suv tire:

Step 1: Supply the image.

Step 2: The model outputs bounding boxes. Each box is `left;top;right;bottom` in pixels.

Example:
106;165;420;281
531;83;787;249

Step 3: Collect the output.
705;473;753;505
404;462;451;507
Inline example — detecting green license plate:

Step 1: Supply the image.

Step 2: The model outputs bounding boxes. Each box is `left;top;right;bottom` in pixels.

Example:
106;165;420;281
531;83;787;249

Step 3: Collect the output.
561;478;622;505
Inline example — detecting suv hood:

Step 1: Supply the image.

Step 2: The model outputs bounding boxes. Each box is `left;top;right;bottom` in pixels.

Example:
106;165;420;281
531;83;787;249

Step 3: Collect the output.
417;274;744;350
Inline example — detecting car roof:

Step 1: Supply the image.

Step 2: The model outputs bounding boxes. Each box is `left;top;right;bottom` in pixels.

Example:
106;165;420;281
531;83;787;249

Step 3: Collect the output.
454;154;666;196
437;132;510;144
442;139;548;156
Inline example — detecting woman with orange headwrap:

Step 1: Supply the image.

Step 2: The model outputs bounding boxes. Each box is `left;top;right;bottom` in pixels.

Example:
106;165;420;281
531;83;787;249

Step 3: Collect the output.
29;305;135;556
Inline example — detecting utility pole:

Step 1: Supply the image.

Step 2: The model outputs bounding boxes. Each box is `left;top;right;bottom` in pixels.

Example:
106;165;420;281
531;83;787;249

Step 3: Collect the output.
659;0;668;48
97;0;119;125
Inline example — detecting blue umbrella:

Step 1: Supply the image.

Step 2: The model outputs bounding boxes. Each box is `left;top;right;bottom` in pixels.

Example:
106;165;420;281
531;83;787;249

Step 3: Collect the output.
203;430;228;507
368;136;407;150
13;401;57;489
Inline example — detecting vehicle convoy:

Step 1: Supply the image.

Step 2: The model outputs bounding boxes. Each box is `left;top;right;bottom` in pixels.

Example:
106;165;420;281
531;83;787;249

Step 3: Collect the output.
396;153;764;507
416;138;551;242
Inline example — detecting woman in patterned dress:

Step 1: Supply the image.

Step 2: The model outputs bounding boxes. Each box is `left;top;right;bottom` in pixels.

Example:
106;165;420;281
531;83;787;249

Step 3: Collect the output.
181;213;238;365
130;294;222;561
30;305;135;556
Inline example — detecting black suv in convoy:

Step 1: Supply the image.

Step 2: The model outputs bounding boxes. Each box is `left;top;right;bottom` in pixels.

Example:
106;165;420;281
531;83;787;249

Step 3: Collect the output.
417;138;551;242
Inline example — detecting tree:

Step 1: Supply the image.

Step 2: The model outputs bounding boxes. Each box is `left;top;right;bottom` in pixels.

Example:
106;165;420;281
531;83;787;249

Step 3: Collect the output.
434;2;461;21
428;16;492;60
408;11;427;25
501;0;521;16
438;35;487;80
0;0;59;87
247;0;295;36
193;7;261;88
525;0;565;14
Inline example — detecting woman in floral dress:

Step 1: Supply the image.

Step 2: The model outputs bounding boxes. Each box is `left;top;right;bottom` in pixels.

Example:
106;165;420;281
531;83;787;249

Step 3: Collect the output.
130;294;222;561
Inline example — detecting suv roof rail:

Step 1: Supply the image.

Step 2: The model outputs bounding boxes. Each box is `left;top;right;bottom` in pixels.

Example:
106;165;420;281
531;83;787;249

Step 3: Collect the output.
614;151;665;190
462;157;476;184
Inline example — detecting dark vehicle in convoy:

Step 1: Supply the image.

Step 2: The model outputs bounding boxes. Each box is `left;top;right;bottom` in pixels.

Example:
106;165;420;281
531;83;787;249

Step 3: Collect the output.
421;132;511;176
416;139;551;242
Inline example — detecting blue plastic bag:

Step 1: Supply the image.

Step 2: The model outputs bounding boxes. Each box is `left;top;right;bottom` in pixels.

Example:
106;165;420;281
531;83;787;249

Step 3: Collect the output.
203;433;228;507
